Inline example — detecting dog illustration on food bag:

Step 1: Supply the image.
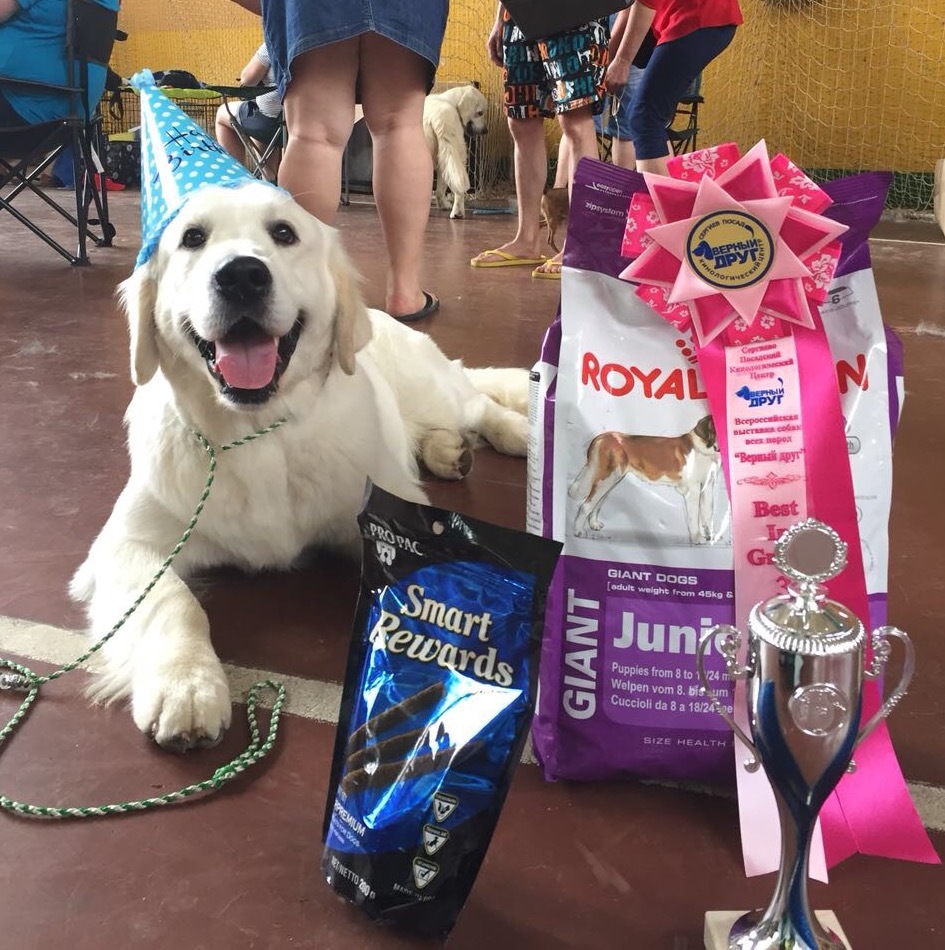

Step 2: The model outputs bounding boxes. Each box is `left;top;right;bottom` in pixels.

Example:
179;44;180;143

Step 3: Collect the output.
569;416;721;543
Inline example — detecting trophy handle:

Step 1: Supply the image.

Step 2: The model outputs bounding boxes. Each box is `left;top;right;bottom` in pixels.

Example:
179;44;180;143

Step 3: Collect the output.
697;625;760;772
854;625;914;751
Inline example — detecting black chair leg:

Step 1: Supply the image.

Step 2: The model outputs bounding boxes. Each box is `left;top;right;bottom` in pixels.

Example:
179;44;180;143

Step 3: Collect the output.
80;125;115;245
71;133;91;265
2;139;95;264
0;192;84;264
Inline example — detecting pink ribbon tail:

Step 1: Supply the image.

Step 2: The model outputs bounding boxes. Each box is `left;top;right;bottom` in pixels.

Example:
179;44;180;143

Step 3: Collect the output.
794;317;940;867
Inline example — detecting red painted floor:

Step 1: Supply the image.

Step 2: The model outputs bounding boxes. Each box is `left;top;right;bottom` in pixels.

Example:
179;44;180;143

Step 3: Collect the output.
0;187;942;948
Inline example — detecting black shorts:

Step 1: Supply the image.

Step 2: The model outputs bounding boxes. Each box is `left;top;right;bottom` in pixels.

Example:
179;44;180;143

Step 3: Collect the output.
236;99;282;144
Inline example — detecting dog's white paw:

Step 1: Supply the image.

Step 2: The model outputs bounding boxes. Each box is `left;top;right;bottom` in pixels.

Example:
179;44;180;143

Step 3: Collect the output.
132;654;232;752
421;429;473;480
488;411;528;456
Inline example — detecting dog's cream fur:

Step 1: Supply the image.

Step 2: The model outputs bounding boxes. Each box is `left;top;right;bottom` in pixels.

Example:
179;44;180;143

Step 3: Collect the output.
71;182;527;750
423;84;488;219
569;416;720;543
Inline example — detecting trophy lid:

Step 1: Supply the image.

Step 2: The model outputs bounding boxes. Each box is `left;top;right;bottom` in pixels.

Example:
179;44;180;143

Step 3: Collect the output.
749;519;866;656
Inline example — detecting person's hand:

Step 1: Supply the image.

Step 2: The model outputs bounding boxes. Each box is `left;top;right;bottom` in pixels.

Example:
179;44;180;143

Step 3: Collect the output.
486;21;503;67
604;57;631;96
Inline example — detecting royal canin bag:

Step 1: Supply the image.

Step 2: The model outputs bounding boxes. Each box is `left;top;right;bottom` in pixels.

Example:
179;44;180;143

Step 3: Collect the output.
528;159;901;782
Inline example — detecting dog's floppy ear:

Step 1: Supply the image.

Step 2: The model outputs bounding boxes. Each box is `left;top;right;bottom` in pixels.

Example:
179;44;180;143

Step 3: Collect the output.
329;238;372;376
119;267;160;386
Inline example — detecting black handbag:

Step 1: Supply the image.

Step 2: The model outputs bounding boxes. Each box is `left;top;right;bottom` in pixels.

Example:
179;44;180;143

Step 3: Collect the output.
503;0;629;41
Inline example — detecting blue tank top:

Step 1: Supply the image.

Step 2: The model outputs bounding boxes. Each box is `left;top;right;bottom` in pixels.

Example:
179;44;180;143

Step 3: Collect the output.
0;0;118;124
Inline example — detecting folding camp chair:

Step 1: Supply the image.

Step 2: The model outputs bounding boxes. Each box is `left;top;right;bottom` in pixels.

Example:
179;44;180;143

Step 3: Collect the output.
0;0;119;265
206;81;353;204
205;83;285;183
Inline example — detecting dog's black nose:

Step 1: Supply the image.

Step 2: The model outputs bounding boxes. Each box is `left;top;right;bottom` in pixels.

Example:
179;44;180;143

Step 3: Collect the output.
213;256;272;303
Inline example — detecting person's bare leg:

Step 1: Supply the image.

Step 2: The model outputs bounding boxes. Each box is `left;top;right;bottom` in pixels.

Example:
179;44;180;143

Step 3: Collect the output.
533;105;600;274
358;33;434;318
280;39;359;225
637;154;670;175
214;105;243;161
472;115;547;265
557;105;599;192
612;136;637;168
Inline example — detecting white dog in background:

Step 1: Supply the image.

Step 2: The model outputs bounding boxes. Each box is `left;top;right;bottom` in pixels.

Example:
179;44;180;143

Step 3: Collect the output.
422;84;489;219
71;182;527;751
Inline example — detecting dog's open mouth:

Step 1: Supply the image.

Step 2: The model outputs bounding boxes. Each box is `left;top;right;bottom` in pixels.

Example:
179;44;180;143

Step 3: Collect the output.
193;317;303;404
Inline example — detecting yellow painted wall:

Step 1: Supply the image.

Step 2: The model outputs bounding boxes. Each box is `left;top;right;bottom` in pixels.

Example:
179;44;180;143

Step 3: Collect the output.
113;0;945;175
701;0;945;172
112;3;260;82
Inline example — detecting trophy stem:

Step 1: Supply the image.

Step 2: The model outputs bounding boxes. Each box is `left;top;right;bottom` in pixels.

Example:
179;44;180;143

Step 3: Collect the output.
729;798;845;950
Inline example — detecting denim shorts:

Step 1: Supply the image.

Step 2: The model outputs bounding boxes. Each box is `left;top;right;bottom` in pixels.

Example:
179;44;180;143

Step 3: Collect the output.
501;12;609;120
263;0;449;99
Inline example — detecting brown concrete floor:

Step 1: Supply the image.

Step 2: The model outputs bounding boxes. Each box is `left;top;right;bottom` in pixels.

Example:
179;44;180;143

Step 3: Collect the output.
0;187;942;949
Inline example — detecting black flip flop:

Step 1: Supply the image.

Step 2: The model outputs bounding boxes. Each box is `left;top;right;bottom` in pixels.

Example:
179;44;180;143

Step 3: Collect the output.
393;291;439;323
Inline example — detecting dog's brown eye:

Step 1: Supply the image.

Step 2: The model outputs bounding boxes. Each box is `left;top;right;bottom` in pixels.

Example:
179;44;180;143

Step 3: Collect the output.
270;222;298;246
181;227;206;249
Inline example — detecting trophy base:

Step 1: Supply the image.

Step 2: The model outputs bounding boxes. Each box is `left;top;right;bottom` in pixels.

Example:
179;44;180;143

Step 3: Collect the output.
704;910;851;949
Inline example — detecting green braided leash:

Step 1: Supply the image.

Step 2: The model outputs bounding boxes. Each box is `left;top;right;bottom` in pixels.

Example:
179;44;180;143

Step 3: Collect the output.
0;419;288;818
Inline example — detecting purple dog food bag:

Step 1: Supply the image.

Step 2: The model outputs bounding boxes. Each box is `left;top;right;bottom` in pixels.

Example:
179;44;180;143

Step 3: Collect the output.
528;159;901;783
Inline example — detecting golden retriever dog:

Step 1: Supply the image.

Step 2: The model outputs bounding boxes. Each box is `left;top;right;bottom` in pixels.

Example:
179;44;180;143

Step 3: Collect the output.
71;181;527;750
569;416;719;543
423;84;489;219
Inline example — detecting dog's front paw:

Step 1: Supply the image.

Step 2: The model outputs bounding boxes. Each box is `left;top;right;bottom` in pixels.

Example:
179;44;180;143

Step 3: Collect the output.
132;655;231;752
421;429;473;480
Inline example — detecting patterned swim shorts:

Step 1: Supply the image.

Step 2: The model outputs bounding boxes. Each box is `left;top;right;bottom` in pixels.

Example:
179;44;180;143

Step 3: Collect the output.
501;12;610;120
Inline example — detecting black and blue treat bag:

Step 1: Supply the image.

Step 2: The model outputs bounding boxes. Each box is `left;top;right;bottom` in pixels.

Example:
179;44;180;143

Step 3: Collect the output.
322;483;561;936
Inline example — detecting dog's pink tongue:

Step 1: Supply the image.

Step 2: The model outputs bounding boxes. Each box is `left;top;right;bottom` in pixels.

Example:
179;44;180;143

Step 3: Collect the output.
214;336;278;390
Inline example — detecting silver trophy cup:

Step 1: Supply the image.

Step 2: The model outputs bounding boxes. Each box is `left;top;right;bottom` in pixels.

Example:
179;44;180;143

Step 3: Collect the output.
697;519;914;950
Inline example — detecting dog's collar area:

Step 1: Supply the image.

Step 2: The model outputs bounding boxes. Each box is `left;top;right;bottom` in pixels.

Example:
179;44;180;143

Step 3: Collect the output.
190;315;305;405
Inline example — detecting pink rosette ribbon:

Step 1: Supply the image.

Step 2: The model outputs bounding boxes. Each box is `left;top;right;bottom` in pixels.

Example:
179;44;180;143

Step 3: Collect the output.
619;141;938;877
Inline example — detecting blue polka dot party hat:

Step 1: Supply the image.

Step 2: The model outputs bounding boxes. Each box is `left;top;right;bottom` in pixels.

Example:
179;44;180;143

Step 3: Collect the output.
131;69;277;267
